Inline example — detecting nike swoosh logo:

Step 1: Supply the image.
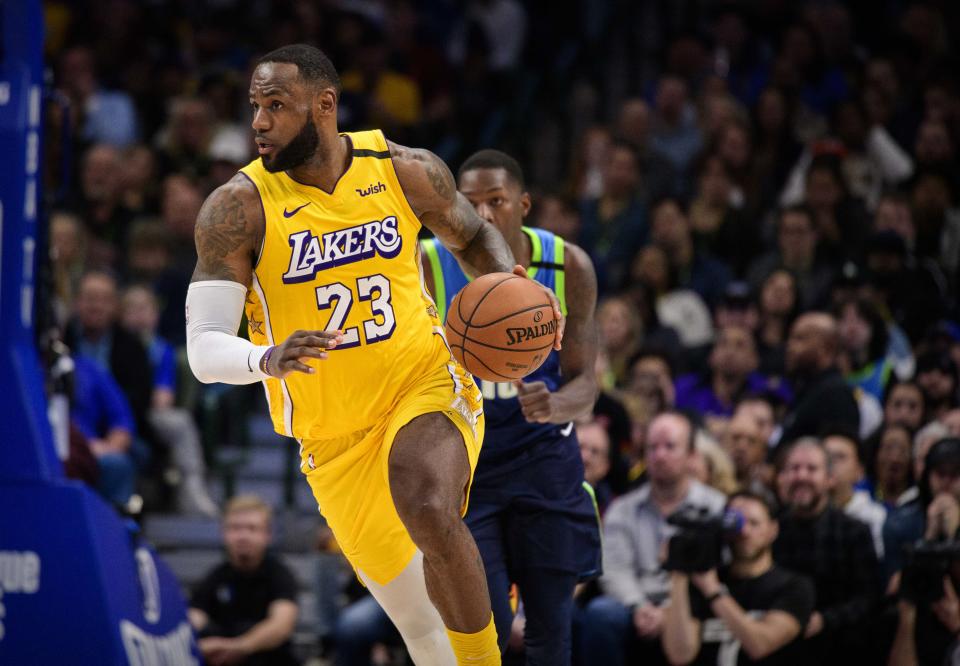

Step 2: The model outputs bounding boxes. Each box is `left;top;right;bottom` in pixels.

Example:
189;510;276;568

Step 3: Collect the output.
283;202;311;218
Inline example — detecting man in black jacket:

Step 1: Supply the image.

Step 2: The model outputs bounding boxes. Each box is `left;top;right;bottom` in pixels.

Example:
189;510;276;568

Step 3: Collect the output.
778;312;859;448
773;438;882;665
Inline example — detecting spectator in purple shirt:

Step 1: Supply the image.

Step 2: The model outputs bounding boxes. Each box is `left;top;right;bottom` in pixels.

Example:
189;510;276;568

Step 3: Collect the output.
675;324;791;435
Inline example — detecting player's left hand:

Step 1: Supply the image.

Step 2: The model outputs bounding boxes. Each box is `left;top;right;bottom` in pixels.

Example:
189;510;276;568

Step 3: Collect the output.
514;379;556;423
512;264;564;350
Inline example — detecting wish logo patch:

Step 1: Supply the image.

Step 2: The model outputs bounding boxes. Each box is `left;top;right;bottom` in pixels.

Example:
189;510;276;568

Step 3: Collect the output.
356;182;386;197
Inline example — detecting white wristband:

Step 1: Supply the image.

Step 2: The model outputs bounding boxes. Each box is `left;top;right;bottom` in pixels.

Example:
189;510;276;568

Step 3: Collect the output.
186;280;272;384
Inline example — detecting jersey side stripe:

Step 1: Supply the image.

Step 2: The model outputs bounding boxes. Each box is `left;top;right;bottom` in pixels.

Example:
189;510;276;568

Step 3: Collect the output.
420;239;447;322
251;270;294;437
554;235;567;317
522;227;543;280
581;480;603;576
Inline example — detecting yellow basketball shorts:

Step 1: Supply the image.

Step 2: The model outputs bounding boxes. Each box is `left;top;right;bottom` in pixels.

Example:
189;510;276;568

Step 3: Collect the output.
299;359;484;586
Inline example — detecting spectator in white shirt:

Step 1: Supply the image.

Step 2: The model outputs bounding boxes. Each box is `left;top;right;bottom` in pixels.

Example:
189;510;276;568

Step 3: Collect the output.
824;429;886;559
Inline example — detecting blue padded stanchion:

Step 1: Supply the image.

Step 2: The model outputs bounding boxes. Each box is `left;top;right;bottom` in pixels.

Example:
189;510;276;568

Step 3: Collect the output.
0;3;200;663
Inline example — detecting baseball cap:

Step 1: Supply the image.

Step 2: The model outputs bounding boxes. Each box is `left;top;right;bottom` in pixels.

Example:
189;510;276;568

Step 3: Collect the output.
720;281;753;310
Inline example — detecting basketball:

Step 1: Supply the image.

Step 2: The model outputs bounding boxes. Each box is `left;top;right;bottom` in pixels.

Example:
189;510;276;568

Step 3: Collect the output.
444;272;558;382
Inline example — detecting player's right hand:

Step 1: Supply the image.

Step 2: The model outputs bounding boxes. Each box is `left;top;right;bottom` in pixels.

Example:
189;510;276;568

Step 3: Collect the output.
267;329;343;378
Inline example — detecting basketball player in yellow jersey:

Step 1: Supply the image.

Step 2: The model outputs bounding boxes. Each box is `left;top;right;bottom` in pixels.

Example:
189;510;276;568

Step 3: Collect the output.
184;44;562;665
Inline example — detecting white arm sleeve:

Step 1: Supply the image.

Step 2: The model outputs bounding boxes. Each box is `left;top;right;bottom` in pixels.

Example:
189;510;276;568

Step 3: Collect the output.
186;280;272;385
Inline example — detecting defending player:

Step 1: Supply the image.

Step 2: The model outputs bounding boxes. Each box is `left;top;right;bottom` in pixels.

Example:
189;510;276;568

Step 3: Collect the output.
185;45;563;666
421;150;601;664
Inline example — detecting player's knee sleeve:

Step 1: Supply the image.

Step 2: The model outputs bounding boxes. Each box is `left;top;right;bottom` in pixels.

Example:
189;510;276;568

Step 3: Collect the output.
401;630;456;665
360;550;455;665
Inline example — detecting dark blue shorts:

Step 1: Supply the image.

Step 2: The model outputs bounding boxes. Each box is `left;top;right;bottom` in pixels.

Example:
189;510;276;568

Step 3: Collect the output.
466;430;602;581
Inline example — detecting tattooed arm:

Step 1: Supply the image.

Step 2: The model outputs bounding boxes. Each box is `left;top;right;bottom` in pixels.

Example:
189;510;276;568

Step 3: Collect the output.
186;175;341;383
389;141;515;276
191;174;264;284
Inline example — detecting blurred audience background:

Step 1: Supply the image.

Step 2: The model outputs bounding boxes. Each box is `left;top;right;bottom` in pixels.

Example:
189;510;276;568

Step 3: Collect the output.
40;0;960;663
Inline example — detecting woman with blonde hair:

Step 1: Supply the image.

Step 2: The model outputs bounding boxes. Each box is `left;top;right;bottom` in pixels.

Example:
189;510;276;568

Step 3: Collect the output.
689;428;738;496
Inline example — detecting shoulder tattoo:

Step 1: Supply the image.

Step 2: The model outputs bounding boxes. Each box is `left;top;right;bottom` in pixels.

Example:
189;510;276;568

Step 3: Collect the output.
193;188;251;282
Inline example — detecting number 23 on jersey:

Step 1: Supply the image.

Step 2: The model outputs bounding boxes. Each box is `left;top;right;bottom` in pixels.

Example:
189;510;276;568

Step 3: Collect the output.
315;273;395;348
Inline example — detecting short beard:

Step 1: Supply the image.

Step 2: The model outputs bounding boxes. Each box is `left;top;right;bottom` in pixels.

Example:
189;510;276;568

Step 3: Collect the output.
261;115;319;173
735;543;767;563
788;488;824;516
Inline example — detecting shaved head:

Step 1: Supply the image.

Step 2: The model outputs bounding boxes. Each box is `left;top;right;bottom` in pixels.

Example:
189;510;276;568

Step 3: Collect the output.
786;312;839;376
800;313;839;354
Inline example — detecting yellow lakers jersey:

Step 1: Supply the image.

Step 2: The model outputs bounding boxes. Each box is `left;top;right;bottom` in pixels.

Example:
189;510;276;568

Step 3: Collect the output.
240;129;457;440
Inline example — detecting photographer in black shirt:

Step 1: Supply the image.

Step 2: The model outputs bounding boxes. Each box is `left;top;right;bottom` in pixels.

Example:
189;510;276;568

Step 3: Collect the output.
663;490;814;665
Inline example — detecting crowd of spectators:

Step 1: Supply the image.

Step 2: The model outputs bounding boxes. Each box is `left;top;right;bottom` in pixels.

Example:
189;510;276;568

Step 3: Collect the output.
41;0;960;663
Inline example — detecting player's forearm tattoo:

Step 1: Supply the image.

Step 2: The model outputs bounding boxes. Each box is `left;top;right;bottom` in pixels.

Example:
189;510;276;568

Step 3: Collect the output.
388;141;513;271
193;190;248;283
457;211;515;275
425;155;455;201
430;196;473;250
